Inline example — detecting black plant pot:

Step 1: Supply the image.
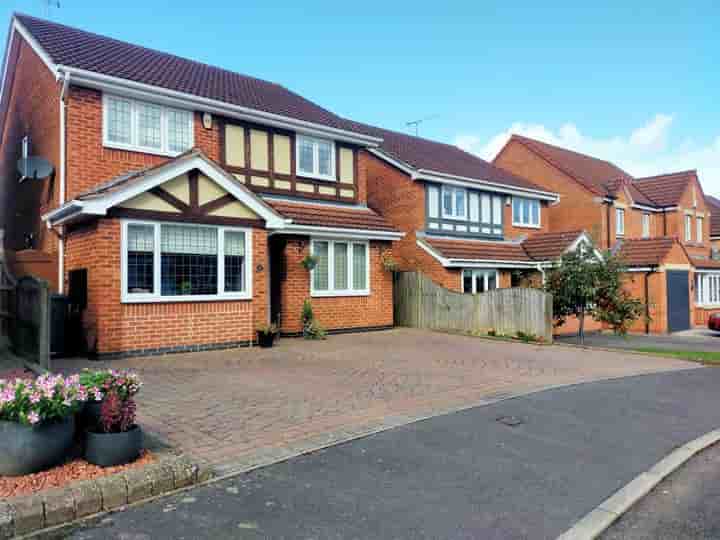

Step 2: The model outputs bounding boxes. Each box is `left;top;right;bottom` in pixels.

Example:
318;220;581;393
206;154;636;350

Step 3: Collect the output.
78;400;104;431
257;331;276;348
0;417;75;476
84;425;143;467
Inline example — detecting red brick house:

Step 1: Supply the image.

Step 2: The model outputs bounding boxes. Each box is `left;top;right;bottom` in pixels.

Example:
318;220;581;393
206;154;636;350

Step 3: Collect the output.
0;14;405;357
494;135;720;332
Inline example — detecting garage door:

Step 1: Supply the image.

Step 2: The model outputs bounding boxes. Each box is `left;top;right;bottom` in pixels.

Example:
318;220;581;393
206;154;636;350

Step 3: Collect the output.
666;270;690;332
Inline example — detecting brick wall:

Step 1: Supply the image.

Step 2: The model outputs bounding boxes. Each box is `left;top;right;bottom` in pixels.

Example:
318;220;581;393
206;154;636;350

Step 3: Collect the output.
278;236;393;333
0;34;60;253
64;219;268;355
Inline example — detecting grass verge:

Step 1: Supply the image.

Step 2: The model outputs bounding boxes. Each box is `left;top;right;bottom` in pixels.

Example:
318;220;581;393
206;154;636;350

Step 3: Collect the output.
631;347;720;365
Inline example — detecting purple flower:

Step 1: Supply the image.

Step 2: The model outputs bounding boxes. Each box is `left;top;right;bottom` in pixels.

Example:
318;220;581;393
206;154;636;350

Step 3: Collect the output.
27;411;40;425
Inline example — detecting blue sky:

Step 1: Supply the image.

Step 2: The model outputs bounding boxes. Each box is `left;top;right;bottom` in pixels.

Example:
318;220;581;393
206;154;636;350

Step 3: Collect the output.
2;0;719;194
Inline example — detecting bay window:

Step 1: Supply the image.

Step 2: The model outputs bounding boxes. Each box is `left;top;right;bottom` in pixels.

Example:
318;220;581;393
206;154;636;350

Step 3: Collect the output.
104;95;193;156
122;221;251;302
696;273;720;306
512;197;540;227
442;186;467;220
462;269;498;294
311;239;369;296
296;135;335;181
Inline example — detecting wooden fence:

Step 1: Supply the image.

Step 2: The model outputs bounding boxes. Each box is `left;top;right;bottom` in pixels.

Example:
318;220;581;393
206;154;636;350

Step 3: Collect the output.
394;271;553;342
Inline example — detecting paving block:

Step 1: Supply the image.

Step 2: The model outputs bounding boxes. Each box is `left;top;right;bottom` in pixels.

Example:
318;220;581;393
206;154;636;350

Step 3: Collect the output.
8;494;44;536
146;462;175;496
42;487;76;527
123;468;155;504
69;480;102;518
98;474;128;511
170;457;197;489
0;502;13;540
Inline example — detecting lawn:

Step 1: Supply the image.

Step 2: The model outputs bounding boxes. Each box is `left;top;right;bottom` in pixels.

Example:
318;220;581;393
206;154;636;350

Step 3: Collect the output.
632;347;720;365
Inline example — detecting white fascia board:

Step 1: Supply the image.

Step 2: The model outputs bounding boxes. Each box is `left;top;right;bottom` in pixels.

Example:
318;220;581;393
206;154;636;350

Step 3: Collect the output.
415;169;559;201
632;203;664;213
58;66;381;147
626;267;654;272
276;224;403;241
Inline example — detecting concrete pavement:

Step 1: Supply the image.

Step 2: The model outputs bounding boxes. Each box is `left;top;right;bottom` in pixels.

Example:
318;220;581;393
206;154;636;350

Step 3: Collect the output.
556;331;720;353
67;368;719;540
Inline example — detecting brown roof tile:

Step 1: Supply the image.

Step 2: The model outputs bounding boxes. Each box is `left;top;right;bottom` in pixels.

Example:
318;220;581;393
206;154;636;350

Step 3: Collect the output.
693;258;720;269
614;237;676;267
633;170;697;207
266;199;397;232
521;230;584;260
706;195;720;238
507;135;633;196
423;237;531;262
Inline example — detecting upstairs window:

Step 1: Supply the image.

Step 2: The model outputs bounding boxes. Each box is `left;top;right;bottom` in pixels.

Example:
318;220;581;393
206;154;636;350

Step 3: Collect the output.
512;197;540;227
642;213;650;238
685;215;692;242
697;217;704;243
441;186;467;220
296;135;335;181
104;95;193;156
615;208;625;237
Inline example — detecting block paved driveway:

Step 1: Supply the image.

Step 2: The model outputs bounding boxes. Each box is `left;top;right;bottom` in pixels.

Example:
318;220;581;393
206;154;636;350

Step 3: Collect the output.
55;329;694;470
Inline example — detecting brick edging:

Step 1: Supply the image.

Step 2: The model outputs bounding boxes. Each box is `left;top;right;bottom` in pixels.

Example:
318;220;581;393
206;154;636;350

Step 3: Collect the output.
280;324;394;338
0;451;212;539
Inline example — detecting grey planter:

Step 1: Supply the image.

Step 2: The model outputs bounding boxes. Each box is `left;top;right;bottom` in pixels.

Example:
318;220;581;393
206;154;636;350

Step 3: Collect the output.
84;425;143;467
79;400;104;431
0;417;75;476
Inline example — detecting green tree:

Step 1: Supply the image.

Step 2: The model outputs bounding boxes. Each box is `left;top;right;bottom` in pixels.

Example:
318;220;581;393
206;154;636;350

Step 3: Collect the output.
544;247;645;344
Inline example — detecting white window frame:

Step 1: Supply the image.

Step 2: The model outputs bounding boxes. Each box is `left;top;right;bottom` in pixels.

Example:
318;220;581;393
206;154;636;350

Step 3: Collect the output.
616;208;625;237
685;214;693;242
461;269;499;294
103;94;194;157
642;213;650;238
697;217;704;243
512;196;541;228
310;238;370;297
696;272;720;307
295;135;336;181
441;186;467;220
120;219;252;303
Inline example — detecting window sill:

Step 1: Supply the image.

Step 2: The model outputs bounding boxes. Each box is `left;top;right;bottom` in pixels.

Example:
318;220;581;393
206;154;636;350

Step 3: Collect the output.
297;172;337;183
311;290;370;298
121;293;252;304
103;141;188;159
512;223;541;229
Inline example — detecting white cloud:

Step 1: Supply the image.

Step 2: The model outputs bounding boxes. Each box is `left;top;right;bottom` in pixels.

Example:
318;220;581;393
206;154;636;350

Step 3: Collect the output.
455;115;720;197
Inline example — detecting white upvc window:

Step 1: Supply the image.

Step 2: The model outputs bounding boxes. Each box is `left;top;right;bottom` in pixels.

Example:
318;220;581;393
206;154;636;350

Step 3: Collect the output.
103;95;194;156
697;217;704;243
462;269;498;294
512;196;540;227
615;208;625;237
310;239;369;297
296;135;335;181
121;220;252;303
685;214;693;242
441;186;467;220
642;213;650;238
696;273;720;306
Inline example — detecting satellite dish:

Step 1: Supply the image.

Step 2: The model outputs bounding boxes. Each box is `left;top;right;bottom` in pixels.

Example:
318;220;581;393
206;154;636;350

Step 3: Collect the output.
17;156;54;183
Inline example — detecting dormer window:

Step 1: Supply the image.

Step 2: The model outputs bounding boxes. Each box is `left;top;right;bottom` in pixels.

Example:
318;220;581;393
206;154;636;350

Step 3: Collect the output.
103;94;193;156
296;135;335;181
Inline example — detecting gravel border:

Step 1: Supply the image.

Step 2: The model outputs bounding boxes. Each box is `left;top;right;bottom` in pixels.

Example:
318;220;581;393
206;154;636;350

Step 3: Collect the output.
0;449;212;539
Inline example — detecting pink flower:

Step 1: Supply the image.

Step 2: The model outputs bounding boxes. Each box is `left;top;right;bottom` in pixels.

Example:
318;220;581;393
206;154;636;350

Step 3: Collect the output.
29;392;41;404
27;411;40;425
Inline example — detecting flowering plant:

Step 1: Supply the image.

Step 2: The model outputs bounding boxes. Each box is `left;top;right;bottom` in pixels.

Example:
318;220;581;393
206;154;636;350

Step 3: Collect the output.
0;374;87;426
79;369;142;402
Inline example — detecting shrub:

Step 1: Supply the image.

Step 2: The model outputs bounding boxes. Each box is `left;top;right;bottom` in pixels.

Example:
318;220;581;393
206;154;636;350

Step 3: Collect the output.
99;390;137;433
79;369;142;402
301;299;314;328
0;374;87;426
303;319;327;340
516;331;538;343
256;322;279;335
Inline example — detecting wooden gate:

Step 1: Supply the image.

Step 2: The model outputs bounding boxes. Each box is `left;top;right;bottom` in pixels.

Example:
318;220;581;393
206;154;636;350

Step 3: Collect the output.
10;276;51;370
394;271;553;342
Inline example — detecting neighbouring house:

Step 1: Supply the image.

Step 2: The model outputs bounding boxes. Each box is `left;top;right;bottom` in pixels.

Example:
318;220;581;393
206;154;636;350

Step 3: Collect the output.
0;14;405;358
706;195;720;251
493;135;720;332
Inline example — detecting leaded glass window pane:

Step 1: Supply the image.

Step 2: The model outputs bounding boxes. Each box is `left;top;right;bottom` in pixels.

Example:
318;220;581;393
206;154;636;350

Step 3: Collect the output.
107;97;132;144
352;244;367;290
334;243;348;289
313;241;329;291
127;224;154;293
224;231;245;292
299;138;314;175
160;225;218;296
137;102;162;149
318;140;332;176
167;109;192;153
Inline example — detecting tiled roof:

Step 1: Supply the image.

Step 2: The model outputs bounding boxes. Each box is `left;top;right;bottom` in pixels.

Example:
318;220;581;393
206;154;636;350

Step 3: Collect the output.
15;14;359;134
521;230;584;260
614;237;676;267
506;135;633;196
423;237;532;262
706;195;720;238
633;171;697;207
350;122;547;192
693;258;720;269
266;199;398;232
